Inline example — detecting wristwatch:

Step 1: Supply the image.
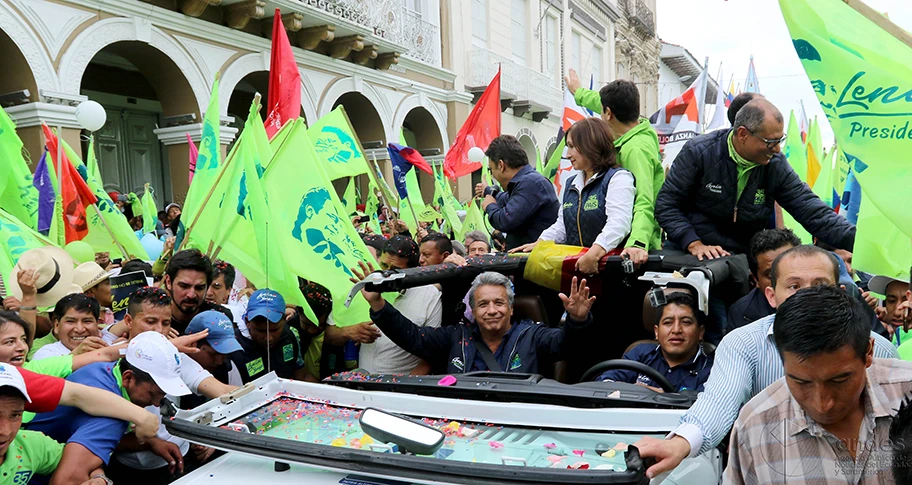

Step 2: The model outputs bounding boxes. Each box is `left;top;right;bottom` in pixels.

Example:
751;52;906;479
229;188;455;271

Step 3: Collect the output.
91;474;114;485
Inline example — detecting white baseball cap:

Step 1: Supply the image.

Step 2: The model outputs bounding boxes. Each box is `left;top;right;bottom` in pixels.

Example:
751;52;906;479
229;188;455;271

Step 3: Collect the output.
0;364;31;402
125;332;190;396
868;275;910;296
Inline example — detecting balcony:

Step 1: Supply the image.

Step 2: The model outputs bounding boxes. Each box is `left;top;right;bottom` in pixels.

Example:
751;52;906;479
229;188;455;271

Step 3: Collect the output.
173;0;441;69
466;48;561;123
627;0;655;37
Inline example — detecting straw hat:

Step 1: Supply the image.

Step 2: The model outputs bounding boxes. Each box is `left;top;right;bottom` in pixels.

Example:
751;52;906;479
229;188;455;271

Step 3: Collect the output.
73;262;110;292
9;246;77;308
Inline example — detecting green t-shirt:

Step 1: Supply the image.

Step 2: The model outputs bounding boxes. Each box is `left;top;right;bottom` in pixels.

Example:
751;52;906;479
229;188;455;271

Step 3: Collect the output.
898;339;912;361
0;430;63;484
23;355;74;379
27;333;58;361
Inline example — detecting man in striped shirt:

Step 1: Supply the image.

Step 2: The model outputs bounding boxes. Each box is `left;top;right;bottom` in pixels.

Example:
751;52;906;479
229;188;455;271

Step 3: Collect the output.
634;245;898;479
725;285;912;484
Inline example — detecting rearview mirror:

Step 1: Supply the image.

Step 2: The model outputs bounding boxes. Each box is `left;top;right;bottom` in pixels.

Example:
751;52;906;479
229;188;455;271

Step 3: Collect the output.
359;407;445;455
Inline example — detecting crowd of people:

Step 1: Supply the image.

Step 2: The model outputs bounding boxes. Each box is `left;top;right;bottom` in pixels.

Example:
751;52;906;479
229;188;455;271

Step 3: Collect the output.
0;67;909;485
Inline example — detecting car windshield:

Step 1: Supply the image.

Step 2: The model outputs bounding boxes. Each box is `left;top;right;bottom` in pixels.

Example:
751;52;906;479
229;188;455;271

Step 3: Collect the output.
223;395;657;471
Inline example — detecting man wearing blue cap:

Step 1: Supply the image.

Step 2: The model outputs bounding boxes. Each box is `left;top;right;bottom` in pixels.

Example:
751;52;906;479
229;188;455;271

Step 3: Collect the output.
231;289;314;383
181;311;244;410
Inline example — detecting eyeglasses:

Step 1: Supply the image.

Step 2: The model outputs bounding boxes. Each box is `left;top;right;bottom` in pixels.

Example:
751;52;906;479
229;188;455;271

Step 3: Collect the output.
747;129;787;149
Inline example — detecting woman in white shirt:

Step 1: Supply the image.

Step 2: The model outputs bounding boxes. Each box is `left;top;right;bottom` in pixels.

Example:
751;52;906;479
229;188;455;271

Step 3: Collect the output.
513;117;636;275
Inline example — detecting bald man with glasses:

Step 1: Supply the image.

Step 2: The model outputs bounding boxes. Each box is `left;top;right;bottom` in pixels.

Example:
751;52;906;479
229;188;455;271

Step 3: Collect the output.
655;99;855;260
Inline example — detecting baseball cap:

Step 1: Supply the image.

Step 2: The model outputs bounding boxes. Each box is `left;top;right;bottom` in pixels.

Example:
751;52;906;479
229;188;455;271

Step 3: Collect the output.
245;289;286;323
0;364;31;403
187;310;242;354
125;332;190;396
868;275;910;295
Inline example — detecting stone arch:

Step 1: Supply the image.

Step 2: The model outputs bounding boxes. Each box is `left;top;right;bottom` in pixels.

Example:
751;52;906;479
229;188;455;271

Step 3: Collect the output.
543;135;559;165
515;127;540;167
393;94;449;151
0;1;58;95
217;52;318;123
57;17;208;114
319;76;394;143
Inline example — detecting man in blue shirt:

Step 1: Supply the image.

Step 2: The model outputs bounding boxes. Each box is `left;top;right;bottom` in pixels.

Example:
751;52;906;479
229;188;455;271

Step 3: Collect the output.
231;289;312;383
27;332;190;485
475;135;559;250
596;293;713;392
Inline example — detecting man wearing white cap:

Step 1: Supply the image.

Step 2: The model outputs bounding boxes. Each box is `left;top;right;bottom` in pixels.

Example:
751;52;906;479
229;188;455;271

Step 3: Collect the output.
25;332;190;485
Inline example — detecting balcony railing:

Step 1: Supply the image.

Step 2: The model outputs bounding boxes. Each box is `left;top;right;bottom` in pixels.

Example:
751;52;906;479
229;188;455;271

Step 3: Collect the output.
467;48;561;121
302;0;440;65
628;0;655;36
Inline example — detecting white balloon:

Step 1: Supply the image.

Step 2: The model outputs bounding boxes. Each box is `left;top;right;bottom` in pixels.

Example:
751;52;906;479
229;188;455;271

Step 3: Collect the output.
467;146;485;163
75;101;107;132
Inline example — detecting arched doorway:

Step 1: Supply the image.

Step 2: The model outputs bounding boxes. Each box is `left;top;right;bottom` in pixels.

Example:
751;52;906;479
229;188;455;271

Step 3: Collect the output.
0;29;38;105
402;107;445;203
517;134;539;169
226;71;269;152
80;41;199;205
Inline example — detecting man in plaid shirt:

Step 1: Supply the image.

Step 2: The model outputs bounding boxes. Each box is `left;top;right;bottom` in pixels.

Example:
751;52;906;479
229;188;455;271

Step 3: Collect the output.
725;285;912;484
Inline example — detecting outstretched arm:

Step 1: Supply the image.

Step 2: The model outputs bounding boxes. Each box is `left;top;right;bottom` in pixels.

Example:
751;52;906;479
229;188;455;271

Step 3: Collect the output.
59;381;159;443
49;443;104;485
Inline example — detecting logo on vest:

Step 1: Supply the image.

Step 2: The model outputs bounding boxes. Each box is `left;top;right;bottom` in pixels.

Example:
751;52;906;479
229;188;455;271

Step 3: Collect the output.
283;343;294;362
451;357;464;371
562;202;573;209
583;194;599;211
509;354;522;370
705;183;723;194
754;189;766;205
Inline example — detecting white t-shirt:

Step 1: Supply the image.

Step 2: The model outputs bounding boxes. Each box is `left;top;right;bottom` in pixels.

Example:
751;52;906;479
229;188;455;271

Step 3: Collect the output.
31;330;120;361
179;352;213;395
357;285;442;374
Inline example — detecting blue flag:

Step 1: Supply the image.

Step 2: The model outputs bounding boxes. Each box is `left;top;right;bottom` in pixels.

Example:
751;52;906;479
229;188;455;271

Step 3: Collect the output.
32;151;55;235
387;143;414;200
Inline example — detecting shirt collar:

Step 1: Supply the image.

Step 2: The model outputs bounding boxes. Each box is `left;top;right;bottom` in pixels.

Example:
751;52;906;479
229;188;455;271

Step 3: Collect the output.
655;343;705;368
112;361;132;403
472;320;517;344
506;165;534;190
571;170;604;191
727;130;758;171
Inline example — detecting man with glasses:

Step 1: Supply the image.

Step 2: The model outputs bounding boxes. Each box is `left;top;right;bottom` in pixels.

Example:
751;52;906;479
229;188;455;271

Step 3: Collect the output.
656;99;855;260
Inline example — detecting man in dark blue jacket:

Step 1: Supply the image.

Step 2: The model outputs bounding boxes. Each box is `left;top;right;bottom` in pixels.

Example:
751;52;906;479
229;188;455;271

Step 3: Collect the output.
597;293;713;392
475;135;559;251
656;99;855;259
353;268;593;375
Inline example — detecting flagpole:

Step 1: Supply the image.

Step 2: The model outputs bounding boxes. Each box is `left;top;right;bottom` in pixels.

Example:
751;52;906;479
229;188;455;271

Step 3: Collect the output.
91;204;129;259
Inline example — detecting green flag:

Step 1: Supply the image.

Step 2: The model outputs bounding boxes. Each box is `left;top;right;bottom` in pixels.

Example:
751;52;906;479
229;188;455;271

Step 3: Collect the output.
0;107;38;230
812;144;835;207
307;106;369;181
342;177;357;216
371;159;399;210
780;110;813;243
60;137;149;260
180;75;221;249
433;164;462;236
853;189;912;278
263;119;373;326
834;147;850;198
456;199;487;241
141;184;157;235
214;121;314;322
783;110;807;181
0;208;54;288
543;138;565;182
781;0;912;237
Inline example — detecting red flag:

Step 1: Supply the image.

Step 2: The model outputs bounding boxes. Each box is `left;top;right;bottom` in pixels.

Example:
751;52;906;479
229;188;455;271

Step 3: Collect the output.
187;133;198;184
443;68;501;180
41;124;98;243
264;9;301;138
397;145;433;175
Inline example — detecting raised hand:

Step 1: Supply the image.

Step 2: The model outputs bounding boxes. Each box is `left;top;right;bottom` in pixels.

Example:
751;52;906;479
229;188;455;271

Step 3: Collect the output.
558;276;596;321
349;260;383;306
16;269;39;298
565;68;581;95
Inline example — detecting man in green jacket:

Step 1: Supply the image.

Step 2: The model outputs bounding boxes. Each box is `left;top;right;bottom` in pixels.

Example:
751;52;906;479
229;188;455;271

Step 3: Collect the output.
566;68;663;266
